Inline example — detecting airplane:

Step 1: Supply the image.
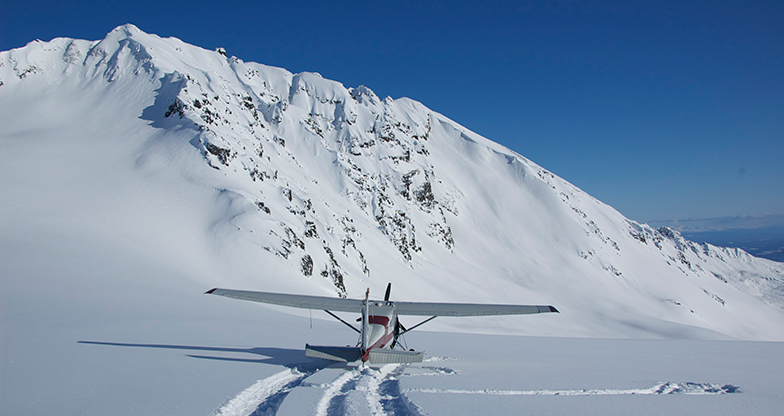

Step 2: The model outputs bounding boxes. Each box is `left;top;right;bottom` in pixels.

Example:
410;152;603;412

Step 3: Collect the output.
205;284;558;364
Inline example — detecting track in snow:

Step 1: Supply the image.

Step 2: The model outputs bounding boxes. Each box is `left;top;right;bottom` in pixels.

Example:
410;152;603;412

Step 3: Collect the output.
214;362;739;416
212;369;311;416
314;365;424;416
216;364;425;416
404;381;740;396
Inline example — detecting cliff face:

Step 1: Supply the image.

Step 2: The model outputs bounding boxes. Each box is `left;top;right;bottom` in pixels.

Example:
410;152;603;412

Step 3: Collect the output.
2;24;783;340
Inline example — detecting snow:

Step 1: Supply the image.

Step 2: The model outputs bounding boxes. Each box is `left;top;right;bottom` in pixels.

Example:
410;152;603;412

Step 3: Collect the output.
213;368;307;416
4;275;780;416
2;24;784;415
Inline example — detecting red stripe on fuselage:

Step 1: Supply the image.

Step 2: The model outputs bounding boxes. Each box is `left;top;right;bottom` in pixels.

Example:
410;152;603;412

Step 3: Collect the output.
362;332;395;361
369;315;390;326
361;315;394;362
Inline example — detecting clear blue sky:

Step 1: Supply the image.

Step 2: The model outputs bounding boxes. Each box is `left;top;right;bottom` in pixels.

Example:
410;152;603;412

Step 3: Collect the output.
2;0;782;223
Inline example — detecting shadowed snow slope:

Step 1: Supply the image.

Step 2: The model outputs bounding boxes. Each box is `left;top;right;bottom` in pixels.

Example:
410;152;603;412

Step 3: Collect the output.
2;24;784;345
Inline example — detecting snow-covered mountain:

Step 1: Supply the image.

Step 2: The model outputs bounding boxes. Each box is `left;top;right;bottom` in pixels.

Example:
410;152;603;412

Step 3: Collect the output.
2;24;783;341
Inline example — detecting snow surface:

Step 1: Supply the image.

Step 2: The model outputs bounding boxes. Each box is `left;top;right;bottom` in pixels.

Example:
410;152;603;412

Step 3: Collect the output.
2;24;784;415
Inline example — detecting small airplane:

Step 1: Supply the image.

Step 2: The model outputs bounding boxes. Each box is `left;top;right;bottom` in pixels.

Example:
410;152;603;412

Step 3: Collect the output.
205;284;558;364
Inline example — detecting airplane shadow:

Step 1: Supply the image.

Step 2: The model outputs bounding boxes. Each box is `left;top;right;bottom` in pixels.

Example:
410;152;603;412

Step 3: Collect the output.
77;341;340;372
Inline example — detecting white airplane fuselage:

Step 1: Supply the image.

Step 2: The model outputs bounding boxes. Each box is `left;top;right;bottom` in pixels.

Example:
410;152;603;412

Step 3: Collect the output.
362;301;397;362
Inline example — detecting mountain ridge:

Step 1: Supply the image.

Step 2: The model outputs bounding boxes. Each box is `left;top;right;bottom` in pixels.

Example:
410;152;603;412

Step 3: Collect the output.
2;24;783;340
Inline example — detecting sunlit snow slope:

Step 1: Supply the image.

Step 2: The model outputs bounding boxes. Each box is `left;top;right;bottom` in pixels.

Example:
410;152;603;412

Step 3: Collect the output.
2;24;783;340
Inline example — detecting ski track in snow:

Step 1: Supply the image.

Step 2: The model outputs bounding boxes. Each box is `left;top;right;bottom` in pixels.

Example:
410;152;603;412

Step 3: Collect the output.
404;381;741;396
215;364;739;416
401;366;460;377
213;364;425;416
375;366;427;416
314;365;424;416
315;369;361;416
212;369;309;416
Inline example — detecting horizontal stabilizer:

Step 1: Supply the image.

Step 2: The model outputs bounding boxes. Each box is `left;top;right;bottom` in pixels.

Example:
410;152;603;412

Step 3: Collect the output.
305;344;362;362
368;349;425;364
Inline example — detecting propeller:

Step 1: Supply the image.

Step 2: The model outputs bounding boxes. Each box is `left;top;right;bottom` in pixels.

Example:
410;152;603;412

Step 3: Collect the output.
391;320;400;348
391;320;407;349
384;282;410;349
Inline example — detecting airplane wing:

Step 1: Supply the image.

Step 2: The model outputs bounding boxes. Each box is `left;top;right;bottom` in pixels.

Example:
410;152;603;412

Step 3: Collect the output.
205;288;365;313
393;301;558;317
206;288;558;317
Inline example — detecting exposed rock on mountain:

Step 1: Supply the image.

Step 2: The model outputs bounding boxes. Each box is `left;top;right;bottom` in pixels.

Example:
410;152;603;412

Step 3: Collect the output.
2;24;783;340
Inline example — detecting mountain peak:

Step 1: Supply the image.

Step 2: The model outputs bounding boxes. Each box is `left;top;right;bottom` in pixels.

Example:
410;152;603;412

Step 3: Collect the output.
112;23;143;36
2;25;784;340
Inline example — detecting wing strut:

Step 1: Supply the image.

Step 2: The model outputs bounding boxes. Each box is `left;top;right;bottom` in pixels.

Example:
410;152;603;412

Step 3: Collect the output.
398;316;437;336
323;310;361;334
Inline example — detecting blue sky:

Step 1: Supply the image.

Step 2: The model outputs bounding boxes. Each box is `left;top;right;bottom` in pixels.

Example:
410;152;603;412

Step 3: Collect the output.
2;0;782;223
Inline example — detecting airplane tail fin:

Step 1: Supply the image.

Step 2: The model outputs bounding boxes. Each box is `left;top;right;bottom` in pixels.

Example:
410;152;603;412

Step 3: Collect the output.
305;344;425;364
368;349;425;364
305;344;362;362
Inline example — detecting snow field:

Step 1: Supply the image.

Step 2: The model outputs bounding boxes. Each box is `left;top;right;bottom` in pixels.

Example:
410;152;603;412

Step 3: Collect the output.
213;369;306;416
2;24;784;416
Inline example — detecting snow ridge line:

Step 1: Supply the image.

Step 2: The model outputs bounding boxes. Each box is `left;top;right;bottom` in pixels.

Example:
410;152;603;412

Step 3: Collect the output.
315;369;361;416
401;365;459;377
315;365;423;416
212;369;306;416
374;365;427;416
356;368;387;416
354;365;404;416
404;381;740;396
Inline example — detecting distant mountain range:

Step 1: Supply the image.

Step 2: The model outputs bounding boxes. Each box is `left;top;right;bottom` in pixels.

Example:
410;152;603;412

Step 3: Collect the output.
649;216;784;262
683;228;784;263
648;214;784;233
2;24;783;340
